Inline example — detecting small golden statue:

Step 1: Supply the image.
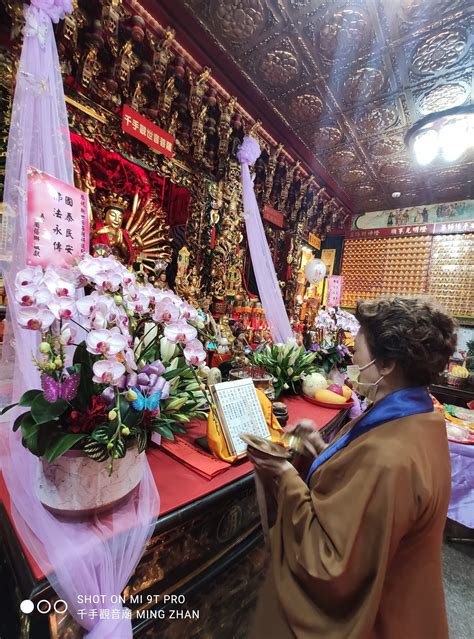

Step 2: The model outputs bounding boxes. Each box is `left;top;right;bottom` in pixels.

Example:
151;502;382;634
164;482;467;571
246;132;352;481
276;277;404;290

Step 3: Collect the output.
153;259;170;289
92;194;135;264
176;246;190;278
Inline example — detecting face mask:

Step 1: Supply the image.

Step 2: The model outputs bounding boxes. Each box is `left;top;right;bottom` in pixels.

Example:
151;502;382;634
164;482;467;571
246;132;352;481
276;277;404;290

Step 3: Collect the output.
346;359;384;404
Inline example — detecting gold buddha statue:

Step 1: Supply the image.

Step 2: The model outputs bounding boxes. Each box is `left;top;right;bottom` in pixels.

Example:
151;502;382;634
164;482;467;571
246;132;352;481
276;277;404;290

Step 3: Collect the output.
92;194;135;264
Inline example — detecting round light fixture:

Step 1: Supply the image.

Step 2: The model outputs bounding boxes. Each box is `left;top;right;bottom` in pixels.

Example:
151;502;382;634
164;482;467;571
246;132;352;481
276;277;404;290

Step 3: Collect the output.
405;105;474;166
391;191;401;198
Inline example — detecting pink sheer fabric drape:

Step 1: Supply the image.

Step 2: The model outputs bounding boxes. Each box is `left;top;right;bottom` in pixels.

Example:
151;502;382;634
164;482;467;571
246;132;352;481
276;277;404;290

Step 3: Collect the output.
0;3;159;636
237;137;293;344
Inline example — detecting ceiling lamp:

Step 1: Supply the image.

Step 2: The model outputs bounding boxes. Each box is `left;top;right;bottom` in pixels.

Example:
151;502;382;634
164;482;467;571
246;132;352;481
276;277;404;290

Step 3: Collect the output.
405;105;474;166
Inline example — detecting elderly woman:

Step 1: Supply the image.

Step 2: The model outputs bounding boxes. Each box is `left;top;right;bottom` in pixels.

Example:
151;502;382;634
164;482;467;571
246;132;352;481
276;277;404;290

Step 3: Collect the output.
248;297;456;639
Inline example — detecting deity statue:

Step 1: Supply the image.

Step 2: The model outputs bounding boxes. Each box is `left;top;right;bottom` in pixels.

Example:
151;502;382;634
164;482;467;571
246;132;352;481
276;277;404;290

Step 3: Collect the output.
153;260;171;289
131;80;147;111
155;272;170;289
89;190;173;270
91;194;135;264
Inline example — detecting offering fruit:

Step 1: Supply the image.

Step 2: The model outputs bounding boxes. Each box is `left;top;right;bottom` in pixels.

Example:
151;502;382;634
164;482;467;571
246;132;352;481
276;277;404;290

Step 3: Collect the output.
326;384;352;401
327;384;344;396
303;372;328;397
451;365;469;379
341;385;352;401
314;388;348;404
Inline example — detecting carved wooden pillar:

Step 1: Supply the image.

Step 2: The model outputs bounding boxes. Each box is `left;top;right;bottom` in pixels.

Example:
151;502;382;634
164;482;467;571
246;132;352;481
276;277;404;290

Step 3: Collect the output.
264;144;282;204
150;28;175;91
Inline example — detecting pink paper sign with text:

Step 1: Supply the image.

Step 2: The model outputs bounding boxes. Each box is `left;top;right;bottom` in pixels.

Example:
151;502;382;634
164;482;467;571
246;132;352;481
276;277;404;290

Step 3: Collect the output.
27;166;89;267
327;275;343;307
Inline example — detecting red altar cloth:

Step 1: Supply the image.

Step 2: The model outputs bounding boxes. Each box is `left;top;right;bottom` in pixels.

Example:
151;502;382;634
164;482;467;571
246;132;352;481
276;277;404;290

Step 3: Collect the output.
0;397;341;581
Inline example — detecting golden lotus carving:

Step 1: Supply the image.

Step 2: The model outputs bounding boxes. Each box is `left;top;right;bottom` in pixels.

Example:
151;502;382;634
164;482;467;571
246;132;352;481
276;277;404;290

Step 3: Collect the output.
213;0;265;43
412;30;467;74
288;93;323;122
418;83;468;115
259;49;300;87
317;7;373;61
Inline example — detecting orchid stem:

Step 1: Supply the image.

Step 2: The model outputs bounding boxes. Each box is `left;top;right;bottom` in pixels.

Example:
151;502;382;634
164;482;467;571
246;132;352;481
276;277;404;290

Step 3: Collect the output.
69;317;90;333
176;343;219;434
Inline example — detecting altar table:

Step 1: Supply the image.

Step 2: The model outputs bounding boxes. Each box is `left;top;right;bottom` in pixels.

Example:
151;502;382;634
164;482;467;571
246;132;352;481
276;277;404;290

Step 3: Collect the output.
0;397;346;639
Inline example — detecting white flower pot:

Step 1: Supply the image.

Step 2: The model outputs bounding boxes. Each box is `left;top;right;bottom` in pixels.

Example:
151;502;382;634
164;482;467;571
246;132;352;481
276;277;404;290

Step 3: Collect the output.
37;445;145;517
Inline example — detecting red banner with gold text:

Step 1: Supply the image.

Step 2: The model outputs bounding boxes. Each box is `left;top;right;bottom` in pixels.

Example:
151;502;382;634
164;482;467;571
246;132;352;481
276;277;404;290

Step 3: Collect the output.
122;105;174;158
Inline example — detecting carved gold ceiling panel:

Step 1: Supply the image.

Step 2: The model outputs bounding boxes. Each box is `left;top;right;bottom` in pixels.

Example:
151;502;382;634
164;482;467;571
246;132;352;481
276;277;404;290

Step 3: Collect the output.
182;0;473;211
212;0;266;44
411;30;468;74
288;93;323;121
259;47;301;87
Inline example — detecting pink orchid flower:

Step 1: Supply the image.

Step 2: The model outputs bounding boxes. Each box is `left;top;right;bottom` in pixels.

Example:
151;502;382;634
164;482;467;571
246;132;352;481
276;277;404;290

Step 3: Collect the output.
76;293;100;317
164;320;198;345
49;296;76;320
18;307;55;331
95;270;123;292
77;255;119;281
14;284;50;307
153;298;180;323
124;348;138;372
180;302;198;321
127;294;150;315
43;267;76;297
90;309;108;330
183;339;207;366
92;359;126;385
59;323;76;346
86;329;128;356
15;266;44;288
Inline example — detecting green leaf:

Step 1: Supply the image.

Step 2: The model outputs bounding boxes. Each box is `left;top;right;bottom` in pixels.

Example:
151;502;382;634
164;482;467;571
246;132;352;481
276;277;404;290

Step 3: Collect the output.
173;424;187;434
20;414;39;440
71;343;96;412
162;365;190;381
66;363;81;376
19;389;43;407
135;429;148;453
154;424;174;439
0;402;18;415
189;411;208;420
83;440;109;462
174;413;190;423
107;421;117;437
31;395;68;425
91;427;109;444
115;437;126;459
20;414;44;456
13;412;28;432
44;433;85;463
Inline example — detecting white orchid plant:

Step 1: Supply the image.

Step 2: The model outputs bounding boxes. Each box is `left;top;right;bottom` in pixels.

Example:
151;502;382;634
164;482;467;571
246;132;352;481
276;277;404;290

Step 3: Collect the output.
2;255;208;469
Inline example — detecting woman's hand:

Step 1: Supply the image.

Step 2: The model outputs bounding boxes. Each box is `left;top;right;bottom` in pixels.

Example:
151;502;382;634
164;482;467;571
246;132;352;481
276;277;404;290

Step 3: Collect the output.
246;446;295;493
287;419;328;457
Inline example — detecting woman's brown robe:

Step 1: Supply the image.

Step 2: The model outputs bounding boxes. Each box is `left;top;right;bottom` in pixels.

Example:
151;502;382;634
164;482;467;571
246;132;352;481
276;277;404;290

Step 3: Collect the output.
252;410;451;638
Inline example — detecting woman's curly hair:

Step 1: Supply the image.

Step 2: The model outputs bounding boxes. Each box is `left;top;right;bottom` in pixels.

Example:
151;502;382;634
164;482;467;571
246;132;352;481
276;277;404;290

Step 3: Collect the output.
355;297;457;386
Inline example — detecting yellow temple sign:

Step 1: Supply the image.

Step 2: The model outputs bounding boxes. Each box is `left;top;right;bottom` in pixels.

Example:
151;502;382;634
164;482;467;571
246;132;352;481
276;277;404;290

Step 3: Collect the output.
307;233;321;250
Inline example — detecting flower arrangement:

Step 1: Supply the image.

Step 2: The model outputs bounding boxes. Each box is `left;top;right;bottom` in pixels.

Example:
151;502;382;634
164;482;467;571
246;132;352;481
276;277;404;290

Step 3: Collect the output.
310;307;359;374
252;339;320;398
2;255;208;470
315;306;360;338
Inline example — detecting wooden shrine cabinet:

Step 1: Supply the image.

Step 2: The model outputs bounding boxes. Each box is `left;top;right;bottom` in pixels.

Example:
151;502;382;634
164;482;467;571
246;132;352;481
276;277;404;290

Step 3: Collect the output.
0;475;265;639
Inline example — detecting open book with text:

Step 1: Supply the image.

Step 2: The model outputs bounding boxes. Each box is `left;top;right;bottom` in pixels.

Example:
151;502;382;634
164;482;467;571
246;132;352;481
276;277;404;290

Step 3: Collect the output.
209;378;271;458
